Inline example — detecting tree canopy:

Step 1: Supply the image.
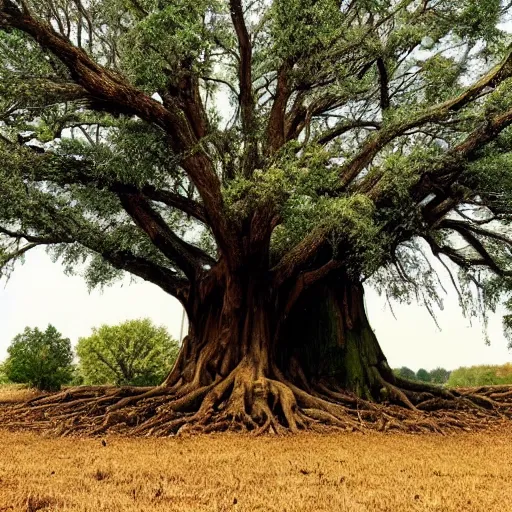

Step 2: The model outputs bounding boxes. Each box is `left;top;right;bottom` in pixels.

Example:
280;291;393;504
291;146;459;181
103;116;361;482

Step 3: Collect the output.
393;366;417;380
416;368;431;382
76;318;179;386
429;367;451;384
3;325;73;391
1;0;512;335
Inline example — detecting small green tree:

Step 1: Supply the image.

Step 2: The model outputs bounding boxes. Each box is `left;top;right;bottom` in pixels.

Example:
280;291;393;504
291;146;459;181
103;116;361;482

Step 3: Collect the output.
429;367;451;385
76;319;179;386
393;367;417;381
4;325;73;391
0;361;9;384
416;368;432;383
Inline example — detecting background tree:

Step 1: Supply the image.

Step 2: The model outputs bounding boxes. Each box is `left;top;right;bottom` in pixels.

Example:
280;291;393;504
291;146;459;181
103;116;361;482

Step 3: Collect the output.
3;325;73;391
448;363;512;387
393;367;418;381
1;0;512;434
76;319;179;386
416;368;432;383
429;367;451;385
0;361;9;384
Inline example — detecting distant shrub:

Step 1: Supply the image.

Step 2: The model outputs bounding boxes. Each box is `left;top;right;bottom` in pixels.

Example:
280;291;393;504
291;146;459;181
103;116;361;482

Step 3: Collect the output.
416;368;431;382
4;325;73;391
76;318;179;386
393;367;451;385
0;361;9;384
447;364;512;387
393;366;417;380
429;367;451;385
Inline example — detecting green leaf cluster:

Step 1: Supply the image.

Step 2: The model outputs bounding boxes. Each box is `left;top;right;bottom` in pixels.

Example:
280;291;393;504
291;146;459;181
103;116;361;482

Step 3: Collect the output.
3;325;73;391
76;318;179;386
447;363;512;387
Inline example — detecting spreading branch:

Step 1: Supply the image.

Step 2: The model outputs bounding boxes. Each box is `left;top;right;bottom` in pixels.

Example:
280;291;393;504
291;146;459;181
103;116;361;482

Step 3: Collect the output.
339;48;512;189
230;0;257;173
118;192;214;279
0;0;234;259
0;225;190;301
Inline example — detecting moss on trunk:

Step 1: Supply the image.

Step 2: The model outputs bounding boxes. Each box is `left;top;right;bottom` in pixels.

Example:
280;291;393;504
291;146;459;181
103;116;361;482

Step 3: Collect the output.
279;278;389;400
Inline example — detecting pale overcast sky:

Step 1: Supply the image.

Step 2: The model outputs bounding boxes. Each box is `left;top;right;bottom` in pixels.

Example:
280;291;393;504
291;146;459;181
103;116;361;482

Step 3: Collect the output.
1;247;511;371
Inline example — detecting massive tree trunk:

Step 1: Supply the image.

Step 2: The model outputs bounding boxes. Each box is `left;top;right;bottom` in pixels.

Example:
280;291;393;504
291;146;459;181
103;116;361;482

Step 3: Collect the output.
4;266;512;436
135;271;404;434
279;278;392;401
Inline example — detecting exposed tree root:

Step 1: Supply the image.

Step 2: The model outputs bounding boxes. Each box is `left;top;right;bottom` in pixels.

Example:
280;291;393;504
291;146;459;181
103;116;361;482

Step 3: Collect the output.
1;367;512;437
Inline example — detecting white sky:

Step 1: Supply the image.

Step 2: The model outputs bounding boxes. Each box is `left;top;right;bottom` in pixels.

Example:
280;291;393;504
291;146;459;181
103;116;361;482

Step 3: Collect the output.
1;247;511;372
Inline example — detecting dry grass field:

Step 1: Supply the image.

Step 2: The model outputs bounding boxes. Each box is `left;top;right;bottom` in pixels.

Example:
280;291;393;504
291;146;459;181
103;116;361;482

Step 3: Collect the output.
1;428;511;512
1;385;511;511
0;385;42;404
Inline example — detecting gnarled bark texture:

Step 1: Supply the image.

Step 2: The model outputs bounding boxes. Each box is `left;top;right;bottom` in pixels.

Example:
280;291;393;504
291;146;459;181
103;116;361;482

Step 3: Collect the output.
280;279;390;400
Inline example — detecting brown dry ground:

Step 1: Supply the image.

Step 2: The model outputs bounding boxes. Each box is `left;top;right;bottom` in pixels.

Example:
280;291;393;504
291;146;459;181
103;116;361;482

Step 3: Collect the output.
1;428;512;512
0;385;42;405
1;385;511;512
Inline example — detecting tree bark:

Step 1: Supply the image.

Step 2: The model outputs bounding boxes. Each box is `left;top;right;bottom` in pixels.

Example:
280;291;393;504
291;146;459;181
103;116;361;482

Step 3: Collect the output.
148;272;410;434
279;278;392;400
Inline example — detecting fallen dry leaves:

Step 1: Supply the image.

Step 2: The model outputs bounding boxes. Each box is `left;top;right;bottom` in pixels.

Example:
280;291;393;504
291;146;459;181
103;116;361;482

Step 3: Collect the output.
0;428;511;512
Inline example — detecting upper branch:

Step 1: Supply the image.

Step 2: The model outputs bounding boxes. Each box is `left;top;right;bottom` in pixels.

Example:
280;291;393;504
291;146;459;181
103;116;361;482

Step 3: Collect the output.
266;61;291;155
363;104;512;207
315;119;381;146
118;192;215;280
376;57;390;111
0;2;180;137
140;186;208;225
427;226;512;278
440;219;512;247
0;225;190;301
0;1;236;262
103;249;190;302
230;0;256;173
339;48;512;189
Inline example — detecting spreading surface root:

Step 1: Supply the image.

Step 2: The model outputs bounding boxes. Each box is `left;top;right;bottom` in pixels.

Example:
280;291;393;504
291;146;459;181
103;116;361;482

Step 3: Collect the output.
1;370;512;437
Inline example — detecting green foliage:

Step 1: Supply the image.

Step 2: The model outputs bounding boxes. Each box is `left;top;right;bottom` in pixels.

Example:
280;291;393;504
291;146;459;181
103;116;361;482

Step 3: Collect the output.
453;0;502;43
416;368;432;383
429;367;451;385
3;325;73;391
120;0;217;92
393;366;451;384
271;0;346;62
393;366;417;381
1;0;512;345
447;363;512;387
420;55;461;104
0;361;9;384
76;319;179;386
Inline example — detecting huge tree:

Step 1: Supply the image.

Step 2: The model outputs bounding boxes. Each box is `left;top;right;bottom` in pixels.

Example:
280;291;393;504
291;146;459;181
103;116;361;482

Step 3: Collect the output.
2;0;512;435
